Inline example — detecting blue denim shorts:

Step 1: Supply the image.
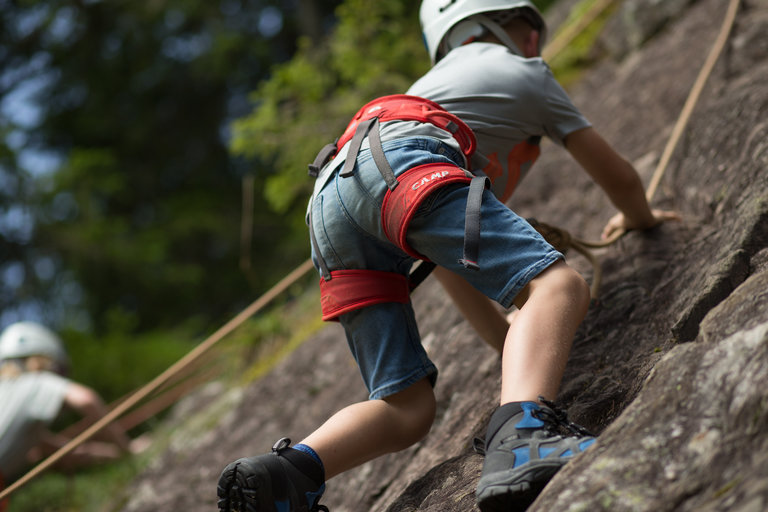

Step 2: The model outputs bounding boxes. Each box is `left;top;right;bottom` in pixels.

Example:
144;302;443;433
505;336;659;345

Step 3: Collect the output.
309;137;562;399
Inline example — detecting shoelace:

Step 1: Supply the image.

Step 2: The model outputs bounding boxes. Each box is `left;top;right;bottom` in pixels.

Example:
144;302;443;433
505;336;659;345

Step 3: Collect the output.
535;397;596;438
473;398;595;456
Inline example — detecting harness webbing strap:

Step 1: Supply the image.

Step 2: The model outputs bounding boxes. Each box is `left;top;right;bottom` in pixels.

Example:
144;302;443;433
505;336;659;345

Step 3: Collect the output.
311;95;478;176
309;140;339;177
408;261;437;291
459;175;489;270
339;117;399;190
338;94;476;160
340;117;376;179
309;95;485;313
319;269;410;321
366;118;398;191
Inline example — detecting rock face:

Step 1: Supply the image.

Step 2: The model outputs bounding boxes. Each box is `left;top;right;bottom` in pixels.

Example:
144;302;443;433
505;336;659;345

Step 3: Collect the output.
536;272;768;512
119;0;768;510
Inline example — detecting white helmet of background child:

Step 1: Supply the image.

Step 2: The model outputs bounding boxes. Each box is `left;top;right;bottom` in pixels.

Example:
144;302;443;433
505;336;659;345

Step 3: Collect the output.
420;0;547;63
0;321;69;367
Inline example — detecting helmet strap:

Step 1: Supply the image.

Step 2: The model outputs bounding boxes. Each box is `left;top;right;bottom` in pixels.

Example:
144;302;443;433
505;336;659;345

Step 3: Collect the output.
473;14;523;56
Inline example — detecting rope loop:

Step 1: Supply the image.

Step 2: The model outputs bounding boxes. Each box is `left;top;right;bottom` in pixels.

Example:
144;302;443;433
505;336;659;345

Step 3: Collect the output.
528;218;574;254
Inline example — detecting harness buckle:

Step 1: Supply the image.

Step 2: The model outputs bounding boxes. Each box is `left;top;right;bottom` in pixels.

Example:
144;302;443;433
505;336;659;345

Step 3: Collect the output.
308;139;339;177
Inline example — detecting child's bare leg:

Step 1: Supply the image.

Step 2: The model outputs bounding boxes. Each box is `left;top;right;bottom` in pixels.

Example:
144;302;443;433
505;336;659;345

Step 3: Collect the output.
301;376;436;479
501;260;590;404
476;260;594;511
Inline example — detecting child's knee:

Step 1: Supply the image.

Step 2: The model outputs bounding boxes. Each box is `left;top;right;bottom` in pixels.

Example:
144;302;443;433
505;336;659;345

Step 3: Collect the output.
516;261;590;310
384;379;436;447
407;404;436;446
560;264;591;305
405;383;436;442
552;264;591;315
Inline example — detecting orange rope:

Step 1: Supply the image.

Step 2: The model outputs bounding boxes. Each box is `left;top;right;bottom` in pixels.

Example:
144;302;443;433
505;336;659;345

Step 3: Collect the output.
543;0;741;296
0;258;315;501
542;0;617;62
573;0;739;251
643;0;740;202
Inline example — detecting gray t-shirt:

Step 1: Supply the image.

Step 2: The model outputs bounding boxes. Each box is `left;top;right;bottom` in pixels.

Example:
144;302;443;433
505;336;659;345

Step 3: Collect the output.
309;42;590;216
407;42;591;201
0;371;70;479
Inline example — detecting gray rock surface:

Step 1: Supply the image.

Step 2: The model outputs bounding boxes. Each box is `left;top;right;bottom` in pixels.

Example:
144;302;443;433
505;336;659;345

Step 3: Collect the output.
119;0;768;510
600;0;696;58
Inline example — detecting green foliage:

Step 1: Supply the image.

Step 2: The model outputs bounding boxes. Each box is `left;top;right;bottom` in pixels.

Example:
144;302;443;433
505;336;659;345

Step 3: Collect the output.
61;322;198;405
0;0;343;335
534;0;560;12
231;0;426;215
8;458;143;512
546;0;619;86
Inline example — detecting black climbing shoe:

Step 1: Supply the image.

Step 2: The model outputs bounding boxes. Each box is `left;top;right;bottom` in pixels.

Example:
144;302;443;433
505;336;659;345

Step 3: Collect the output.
475;400;596;512
217;438;328;512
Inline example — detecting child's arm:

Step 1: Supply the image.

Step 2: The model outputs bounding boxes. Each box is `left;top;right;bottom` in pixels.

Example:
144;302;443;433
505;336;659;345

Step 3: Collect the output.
564;127;679;239
63;381;133;452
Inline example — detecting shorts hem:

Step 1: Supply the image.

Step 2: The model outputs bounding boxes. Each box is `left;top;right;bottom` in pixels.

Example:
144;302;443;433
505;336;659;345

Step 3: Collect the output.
368;365;438;400
497;250;564;308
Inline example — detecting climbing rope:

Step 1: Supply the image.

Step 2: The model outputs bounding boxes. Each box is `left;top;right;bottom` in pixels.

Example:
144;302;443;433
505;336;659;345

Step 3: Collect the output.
542;0;617;62
0;0;741;502
527;218;605;296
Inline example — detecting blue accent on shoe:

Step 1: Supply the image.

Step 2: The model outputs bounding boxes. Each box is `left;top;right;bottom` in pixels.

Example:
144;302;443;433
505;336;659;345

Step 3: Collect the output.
561;449;573;457
515;401;546;429
512;446;530;468
580;438;596;451
293;443;325;472
539;446;556;458
275;500;290;512
305;483;326;508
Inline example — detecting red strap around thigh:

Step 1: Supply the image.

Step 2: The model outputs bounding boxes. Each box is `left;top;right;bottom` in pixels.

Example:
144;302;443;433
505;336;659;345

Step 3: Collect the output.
381;162;474;260
319;269;410;321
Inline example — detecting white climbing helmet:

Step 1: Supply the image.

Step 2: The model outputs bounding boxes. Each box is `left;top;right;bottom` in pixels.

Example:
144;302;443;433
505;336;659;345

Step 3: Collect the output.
420;0;547;63
0;321;69;367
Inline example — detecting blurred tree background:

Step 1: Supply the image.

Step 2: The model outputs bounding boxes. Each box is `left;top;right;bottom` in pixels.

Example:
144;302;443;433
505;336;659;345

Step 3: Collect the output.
0;0;344;336
0;0;350;398
0;0;430;401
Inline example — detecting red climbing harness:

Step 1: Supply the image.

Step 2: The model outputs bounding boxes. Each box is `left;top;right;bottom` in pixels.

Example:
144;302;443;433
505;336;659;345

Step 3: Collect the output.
319;270;411;321
308;94;476;177
337;94;476;161
309;95;487;321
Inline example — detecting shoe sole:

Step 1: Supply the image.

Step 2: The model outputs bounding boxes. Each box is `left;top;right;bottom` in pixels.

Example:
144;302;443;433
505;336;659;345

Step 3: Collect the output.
476;460;565;512
217;458;276;512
